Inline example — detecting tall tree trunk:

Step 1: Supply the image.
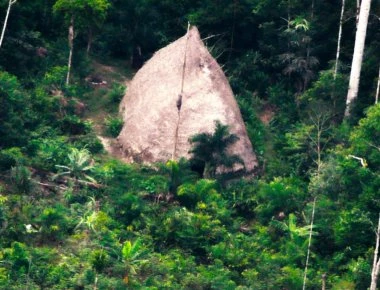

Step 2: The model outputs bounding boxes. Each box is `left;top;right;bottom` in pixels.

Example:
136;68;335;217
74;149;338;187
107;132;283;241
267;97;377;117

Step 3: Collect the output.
86;27;93;55
321;273;326;290
334;0;345;79
375;66;379;104
66;16;74;85
344;0;372;117
303;111;329;289
0;0;17;48
228;0;238;61
303;196;317;290
306;0;314;73
94;272;98;290
370;213;380;290
287;0;290;30
356;0;361;27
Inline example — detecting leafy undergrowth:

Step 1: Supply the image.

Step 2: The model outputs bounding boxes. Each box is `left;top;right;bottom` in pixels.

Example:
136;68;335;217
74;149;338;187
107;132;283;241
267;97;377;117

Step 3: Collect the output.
0;61;379;289
1;0;379;287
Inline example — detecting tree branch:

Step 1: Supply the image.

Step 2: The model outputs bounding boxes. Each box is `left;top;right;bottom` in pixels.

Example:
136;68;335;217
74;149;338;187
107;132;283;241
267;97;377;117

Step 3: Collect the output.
348;154;368;167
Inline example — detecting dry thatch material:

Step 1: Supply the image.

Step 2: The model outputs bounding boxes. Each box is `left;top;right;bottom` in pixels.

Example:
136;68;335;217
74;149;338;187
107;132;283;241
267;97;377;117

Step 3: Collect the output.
118;26;257;173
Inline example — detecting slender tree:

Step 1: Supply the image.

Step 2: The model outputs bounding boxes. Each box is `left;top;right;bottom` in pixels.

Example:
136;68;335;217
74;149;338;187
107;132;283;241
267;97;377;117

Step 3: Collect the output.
345;0;372;117
370;213;380;290
356;0;361;27
302;109;331;290
53;0;110;84
66;16;74;85
302;196;317;290
83;0;110;55
0;0;17;48
321;273;326;290
375;66;379;104
334;0;345;79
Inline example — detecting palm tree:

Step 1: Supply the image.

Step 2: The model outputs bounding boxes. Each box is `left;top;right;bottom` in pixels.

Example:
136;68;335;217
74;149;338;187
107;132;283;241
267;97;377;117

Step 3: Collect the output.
122;238;149;284
54;147;97;186
159;158;197;195
189;121;243;178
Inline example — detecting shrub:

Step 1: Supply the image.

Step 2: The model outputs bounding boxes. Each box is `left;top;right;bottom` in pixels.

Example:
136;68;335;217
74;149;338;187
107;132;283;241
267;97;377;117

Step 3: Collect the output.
255;176;306;223
111;192;145;225
28;248;68;288
29;137;70;171
177;179;220;208
91;249;110;273
0;72;31;148
104;116;123;137
37;205;70;241
301;70;347;119
211;233;255;270
108;83;126;103
0;147;25;170
73;133;104;154
333;208;373;256
10;165;34;195
182;260;237;289
237;97;266;161
159;207;227;251
42;66;67;91
158;159;198;194
3;242;29;275
223;179;259;217
350;104;380;168
60;115;92;135
139;175;168;194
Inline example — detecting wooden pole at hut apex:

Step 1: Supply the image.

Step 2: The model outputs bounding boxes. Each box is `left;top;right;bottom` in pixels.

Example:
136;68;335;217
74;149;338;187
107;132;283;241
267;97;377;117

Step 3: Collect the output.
172;22;191;160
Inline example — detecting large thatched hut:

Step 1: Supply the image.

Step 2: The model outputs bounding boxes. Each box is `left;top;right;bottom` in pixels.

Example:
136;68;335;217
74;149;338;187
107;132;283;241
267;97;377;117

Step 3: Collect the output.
117;26;257;173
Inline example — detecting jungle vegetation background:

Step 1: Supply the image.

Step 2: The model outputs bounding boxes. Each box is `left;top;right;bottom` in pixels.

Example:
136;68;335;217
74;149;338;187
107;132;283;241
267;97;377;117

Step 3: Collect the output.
0;0;379;289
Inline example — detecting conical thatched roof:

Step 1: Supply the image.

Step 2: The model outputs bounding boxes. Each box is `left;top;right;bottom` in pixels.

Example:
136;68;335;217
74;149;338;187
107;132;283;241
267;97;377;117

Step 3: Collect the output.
118;26;257;173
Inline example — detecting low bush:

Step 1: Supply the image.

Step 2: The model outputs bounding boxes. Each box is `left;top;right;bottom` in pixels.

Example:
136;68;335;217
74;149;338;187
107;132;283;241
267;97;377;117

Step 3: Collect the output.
73;133;104;154
108;83;126;104
0;147;25;170
60;115;92;135
104;116;123;137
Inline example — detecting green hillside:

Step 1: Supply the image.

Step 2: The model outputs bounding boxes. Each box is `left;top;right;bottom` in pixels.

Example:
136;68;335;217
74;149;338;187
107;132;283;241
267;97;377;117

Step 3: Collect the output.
0;0;379;289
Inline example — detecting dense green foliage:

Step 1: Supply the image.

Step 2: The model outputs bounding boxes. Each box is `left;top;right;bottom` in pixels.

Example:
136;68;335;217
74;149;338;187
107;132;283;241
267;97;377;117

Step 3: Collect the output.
0;0;379;289
189;121;243;178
